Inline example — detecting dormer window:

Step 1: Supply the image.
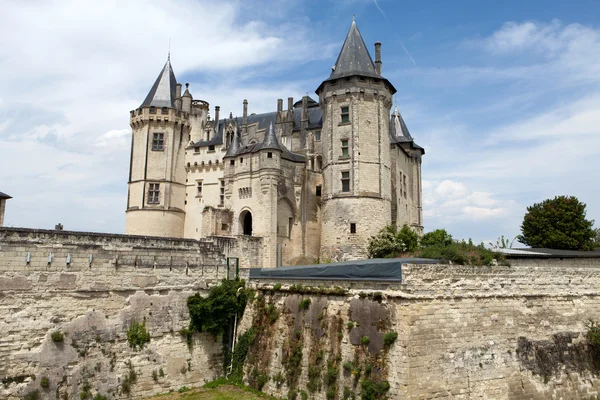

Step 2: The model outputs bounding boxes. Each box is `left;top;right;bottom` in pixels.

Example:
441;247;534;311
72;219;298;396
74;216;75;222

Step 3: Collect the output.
341;106;350;123
149;106;156;114
161;107;168;114
208;145;215;152
315;131;321;141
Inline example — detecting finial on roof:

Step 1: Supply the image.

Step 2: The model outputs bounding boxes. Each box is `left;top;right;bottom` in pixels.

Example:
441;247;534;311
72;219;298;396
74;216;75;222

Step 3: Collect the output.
168;38;171;61
352;14;355;23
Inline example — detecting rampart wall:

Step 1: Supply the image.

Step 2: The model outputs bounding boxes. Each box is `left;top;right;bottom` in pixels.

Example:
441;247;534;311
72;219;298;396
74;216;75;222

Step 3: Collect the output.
0;228;229;400
239;259;600;400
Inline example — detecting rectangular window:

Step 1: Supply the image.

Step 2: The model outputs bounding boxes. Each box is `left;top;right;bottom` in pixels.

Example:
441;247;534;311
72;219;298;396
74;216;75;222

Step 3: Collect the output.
240;157;243;164
315;131;321;141
267;152;273;159
148;183;160;204
149;106;156;114
230;159;235;166
208;145;215;152
197;181;202;197
316;185;322;197
161;107;168;115
341;139;349;158
341;106;350;123
220;180;225;205
350;223;357;234
194;146;199;153
341;171;350;192
152;133;164;151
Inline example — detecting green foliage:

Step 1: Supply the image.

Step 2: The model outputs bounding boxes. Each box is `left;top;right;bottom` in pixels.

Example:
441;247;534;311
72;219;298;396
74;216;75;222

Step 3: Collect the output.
273;371;285;387
587;320;600;353
178;327;193;347
282;331;303;389
343;361;353;372
229;328;255;384
327;386;337;399
519;195;596;250
360;379;390;400
343;385;355;400
326;363;339;386
346;321;355;330
127;319;150;350
420;229;453;247
383;331;398;347
158;367;164;377
187;279;248;340
80;380;91;400
299;298;311;310
266;303;279;324
51;331;64;343
24;390;40;400
249;368;269;391
152;370;158;382
178;386;190;393
307;365;322;393
40;376;49;389
360;336;370;346
92;395;108;400
300;390;308;400
416;240;502;266
273;283;282;291
489;235;516;249
367;224;419;258
121;360;137;395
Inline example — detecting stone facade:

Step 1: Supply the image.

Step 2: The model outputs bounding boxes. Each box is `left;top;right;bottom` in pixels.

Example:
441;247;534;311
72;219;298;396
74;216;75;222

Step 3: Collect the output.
124;20;424;266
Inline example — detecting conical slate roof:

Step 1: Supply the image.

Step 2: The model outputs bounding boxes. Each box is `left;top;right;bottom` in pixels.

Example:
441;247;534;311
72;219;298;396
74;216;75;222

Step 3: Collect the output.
261;122;283;151
140;59;177;108
224;124;240;158
0;191;11;199
329;20;381;81
317;19;396;94
389;107;413;143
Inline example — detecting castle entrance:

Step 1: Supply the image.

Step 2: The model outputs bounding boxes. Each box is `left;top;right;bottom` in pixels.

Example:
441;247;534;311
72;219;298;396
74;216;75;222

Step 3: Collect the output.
241;211;253;235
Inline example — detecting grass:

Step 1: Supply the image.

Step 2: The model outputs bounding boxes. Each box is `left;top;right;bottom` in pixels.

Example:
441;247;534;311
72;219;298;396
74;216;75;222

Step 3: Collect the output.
144;383;277;400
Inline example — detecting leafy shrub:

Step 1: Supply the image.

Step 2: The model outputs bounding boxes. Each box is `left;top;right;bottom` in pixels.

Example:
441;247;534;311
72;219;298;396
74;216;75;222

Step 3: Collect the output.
152;370;158;382
327;386;337;399
420;229;453;247
587;320;600;352
368;224;419;258
229;328;255;383
300;390;308;400
360;379;390;400
266;303;279;323
383;331;398;346
299;298;311;310
346;321;355;330
307;365;321;393
360;336;370;346
273;371;285;387
343;385;355;400
273;283;282;291
187;279;248;339
92;395;108;400
51;331;64;343
127;319;150;350
343;361;353;372
40;376;49;389
416;240;502;266
158;367;164;377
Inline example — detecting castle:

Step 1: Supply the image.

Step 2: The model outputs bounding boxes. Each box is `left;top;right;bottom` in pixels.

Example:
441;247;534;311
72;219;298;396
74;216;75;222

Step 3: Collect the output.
125;20;424;267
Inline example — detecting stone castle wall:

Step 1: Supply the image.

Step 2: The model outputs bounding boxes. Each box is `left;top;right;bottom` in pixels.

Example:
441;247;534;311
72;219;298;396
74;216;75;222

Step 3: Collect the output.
240;259;600;400
0;228;231;400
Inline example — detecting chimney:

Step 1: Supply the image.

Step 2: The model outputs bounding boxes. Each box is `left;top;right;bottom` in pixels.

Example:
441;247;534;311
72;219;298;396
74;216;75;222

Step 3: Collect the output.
374;42;382;75
243;99;248;124
287;97;293;111
301;96;308;122
277;98;283;113
214;106;220;126
176;83;182;99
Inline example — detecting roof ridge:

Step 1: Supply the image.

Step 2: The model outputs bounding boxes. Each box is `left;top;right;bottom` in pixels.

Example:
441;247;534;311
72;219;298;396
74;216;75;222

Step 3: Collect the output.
140;59;177;108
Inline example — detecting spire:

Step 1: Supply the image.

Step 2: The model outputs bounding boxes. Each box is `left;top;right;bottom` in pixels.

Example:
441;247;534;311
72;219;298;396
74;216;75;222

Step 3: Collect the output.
328;19;380;81
141;59;177;108
224;124;240;158
261;122;283;151
390;107;413;143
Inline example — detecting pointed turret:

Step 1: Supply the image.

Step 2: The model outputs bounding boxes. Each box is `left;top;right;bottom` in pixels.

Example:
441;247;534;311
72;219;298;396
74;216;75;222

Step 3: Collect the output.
317;18;395;94
261;122;283;152
390;107;413;143
224;124;240;158
141;59;177;108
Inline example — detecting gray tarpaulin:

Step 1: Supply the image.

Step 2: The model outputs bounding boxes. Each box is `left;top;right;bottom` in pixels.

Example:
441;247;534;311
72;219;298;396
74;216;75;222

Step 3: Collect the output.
248;258;439;282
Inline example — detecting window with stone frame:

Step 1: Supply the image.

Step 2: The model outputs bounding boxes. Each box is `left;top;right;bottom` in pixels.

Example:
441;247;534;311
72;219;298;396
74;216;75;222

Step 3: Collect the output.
341;106;350;123
152;133;164;151
315;130;321;141
196;181;203;197
341;139;349;158
341;171;350;192
148;183;160;204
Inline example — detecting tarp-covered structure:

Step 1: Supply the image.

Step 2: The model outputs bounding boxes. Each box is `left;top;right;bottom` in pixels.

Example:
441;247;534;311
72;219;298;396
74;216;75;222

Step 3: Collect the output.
249;258;439;282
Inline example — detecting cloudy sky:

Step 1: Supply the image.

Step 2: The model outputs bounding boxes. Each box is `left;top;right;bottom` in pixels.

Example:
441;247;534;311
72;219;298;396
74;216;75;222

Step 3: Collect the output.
1;0;599;246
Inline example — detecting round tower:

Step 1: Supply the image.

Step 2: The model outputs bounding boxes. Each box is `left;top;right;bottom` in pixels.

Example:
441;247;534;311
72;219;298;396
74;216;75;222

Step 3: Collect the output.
125;59;190;238
316;20;396;261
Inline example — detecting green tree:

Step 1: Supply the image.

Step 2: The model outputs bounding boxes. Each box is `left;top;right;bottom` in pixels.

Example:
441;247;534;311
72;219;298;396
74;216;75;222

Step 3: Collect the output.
420;229;453;247
367;224;418;258
518;196;595;250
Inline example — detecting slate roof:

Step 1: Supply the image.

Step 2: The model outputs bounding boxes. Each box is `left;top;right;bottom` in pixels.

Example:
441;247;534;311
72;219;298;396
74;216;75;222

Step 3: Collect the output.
389;107;413;143
0;191;11;199
317;20;396;94
140;60;177;108
496;248;600;258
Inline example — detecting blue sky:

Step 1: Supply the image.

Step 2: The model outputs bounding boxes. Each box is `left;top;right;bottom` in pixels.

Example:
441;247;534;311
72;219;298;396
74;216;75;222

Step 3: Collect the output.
1;0;599;246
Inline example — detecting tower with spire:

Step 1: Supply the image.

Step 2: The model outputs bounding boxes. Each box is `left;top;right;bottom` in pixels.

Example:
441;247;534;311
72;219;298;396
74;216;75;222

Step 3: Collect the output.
125;19;423;266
